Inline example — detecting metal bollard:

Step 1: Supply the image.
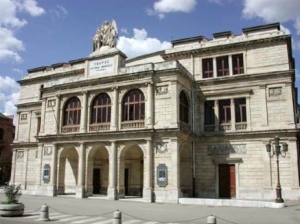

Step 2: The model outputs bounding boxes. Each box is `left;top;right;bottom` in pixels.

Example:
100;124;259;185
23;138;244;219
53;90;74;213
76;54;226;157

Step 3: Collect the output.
207;215;217;224
113;210;122;224
38;204;50;221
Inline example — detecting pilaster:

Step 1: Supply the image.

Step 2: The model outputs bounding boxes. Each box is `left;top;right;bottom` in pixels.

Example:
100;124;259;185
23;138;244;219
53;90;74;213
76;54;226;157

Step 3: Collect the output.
55;95;61;134
111;87;119;131
230;98;236;131
146;83;154;128
143;139;153;202
214;100;219;131
80;92;88;133
76;143;86;198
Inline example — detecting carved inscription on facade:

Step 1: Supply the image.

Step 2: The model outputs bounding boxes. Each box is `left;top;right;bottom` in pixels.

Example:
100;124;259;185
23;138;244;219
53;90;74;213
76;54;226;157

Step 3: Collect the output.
207;144;247;156
43;146;53;156
269;87;282;97
156;86;168;95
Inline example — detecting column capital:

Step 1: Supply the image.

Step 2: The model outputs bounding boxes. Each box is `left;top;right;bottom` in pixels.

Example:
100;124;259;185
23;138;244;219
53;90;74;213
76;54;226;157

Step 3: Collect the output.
112;86;119;91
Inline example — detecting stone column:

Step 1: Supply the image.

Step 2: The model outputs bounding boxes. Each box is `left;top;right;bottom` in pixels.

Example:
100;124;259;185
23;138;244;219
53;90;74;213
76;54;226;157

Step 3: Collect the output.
146;83;154;128
170;139;182;203
76;143;86;198
213;58;217;78
108;141;118;200
246;96;251;131
22;149;29;189
260;85;268;126
171;81;179;127
55;95;61;134
10;149;17;183
111;87;119;131
214;100;219;131
50;144;58;196
35;144;43;193
230;98;236;131
229;55;233;76
80;92;88;133
143;139;153;202
27;111;32;141
40;99;46;134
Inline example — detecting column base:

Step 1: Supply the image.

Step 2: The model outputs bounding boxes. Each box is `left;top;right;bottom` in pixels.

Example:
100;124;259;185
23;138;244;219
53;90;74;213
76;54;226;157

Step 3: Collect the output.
118;187;125;199
107;187;118;200
75;186;85;198
143;188;153;202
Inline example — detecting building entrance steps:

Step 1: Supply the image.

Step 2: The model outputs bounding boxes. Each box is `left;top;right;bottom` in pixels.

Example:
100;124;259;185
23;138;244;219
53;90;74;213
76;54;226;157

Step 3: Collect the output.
179;198;285;208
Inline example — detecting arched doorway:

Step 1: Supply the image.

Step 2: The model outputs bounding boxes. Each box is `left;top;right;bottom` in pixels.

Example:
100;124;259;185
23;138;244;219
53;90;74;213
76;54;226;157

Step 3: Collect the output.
180;142;193;197
119;145;144;198
86;146;109;196
57;146;79;195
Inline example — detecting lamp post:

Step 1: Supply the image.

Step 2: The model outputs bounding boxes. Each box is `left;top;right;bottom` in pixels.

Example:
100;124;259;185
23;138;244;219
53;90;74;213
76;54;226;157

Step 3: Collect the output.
265;136;288;203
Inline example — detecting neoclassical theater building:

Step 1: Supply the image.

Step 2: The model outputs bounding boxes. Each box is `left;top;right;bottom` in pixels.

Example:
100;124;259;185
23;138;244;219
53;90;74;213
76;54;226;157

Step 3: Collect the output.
11;22;300;203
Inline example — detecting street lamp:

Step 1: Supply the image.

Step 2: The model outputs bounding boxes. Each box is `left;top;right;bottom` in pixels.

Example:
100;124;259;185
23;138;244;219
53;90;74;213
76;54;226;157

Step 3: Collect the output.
265;136;288;203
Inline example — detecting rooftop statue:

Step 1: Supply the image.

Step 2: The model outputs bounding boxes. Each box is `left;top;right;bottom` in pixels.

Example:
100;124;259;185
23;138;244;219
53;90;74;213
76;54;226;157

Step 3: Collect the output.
93;20;118;51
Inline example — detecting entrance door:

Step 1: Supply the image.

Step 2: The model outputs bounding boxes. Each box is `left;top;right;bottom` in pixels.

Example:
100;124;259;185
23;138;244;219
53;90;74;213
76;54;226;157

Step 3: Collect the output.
124;168;129;195
218;164;236;198
93;168;101;194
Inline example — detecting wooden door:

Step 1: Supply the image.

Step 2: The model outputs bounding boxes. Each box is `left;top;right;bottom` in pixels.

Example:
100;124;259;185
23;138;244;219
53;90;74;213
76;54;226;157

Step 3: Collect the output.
218;164;236;198
93;168;101;194
125;168;129;195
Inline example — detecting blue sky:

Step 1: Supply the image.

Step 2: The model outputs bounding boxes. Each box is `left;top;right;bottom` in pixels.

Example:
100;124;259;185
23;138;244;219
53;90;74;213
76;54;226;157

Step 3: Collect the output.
1;0;300;119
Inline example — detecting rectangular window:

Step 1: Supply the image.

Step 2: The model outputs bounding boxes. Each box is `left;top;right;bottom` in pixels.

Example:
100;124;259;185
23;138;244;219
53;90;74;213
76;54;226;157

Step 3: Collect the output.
202;58;213;78
219;99;231;123
37;117;41;135
235;98;246;122
232;54;244;75
217;56;229;77
205;101;215;125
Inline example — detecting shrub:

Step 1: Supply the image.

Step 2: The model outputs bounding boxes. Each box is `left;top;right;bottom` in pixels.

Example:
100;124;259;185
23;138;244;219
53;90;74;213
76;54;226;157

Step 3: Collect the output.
2;184;22;204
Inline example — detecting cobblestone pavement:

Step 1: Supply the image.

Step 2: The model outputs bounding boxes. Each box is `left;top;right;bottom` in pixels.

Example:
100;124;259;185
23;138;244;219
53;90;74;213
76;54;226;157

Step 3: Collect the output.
1;193;300;224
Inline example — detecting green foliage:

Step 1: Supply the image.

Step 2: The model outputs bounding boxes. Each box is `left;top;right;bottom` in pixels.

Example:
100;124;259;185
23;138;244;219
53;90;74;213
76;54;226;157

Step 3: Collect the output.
3;184;22;204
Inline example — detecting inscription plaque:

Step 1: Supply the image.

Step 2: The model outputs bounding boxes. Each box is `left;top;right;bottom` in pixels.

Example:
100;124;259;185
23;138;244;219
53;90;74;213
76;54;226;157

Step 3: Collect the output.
89;58;114;75
207;144;247;156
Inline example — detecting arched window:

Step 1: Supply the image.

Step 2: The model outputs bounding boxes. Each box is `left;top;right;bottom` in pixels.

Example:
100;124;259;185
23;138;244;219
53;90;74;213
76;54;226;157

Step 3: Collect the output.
0;128;3;140
179;91;189;123
91;93;111;124
122;89;145;121
63;97;81;126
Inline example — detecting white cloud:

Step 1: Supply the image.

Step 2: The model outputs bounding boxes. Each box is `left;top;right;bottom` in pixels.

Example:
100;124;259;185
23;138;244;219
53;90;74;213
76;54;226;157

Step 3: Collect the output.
121;28;128;35
117;28;172;59
12;68;23;74
147;0;197;19
242;0;300;22
49;5;68;21
0;27;24;62
0;75;20;118
0;0;44;62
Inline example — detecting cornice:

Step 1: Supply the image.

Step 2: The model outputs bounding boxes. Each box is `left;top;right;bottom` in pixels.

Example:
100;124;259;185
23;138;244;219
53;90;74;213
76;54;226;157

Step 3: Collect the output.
162;35;290;59
18;69;85;85
16;101;42;109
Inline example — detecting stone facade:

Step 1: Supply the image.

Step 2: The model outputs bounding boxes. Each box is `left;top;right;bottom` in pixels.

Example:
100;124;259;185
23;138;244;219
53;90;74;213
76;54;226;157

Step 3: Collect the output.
11;23;300;203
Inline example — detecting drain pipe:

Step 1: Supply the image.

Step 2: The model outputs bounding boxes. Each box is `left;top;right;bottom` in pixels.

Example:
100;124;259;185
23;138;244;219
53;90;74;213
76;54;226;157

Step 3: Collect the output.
191;52;196;197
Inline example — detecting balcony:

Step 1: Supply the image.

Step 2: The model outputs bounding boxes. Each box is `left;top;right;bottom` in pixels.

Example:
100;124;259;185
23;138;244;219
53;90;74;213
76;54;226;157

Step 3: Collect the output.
219;123;231;131
61;125;80;133
121;120;145;130
235;122;247;130
89;123;110;132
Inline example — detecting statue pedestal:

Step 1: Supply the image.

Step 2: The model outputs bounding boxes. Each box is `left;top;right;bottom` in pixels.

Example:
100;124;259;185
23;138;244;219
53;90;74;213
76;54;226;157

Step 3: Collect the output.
86;47;127;78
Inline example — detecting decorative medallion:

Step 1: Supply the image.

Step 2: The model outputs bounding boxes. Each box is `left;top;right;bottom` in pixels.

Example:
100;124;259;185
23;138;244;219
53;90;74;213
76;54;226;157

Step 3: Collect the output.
47;99;56;107
43;146;53;156
20;114;27;120
156;142;168;153
16;151;24;159
269;87;282;97
156;86;168;95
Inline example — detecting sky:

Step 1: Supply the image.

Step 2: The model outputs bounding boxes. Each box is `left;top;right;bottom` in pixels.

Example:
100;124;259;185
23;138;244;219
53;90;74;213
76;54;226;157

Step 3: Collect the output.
1;0;300;119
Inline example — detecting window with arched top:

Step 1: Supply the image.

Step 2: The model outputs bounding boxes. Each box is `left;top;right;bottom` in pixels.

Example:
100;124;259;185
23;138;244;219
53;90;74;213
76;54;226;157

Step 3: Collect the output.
63;97;81;126
179;91;189;123
91;93;111;124
0;128;3;140
122;89;145;122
